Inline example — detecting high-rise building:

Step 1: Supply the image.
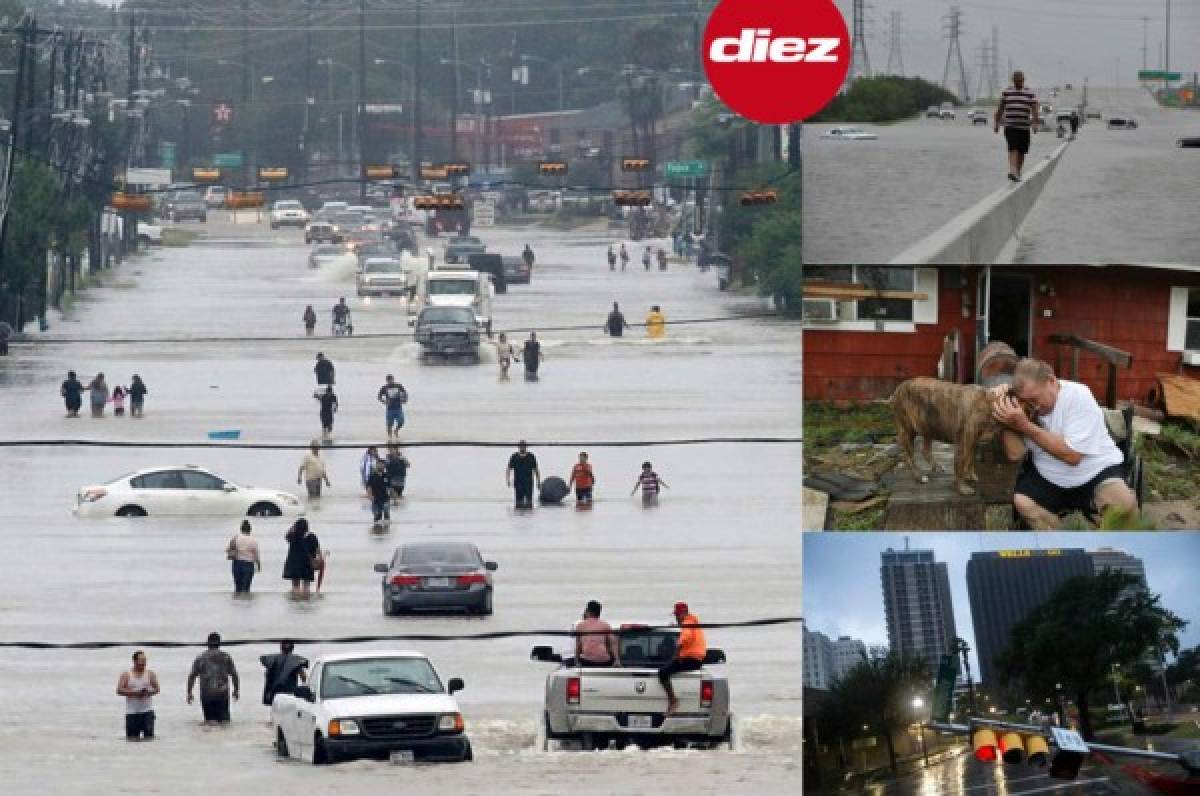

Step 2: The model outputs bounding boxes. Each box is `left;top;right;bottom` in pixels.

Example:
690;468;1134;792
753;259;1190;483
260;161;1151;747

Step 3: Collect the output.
881;547;957;672
832;636;869;681
802;624;835;689
966;548;1094;688
1089;547;1147;587
803;625;870;689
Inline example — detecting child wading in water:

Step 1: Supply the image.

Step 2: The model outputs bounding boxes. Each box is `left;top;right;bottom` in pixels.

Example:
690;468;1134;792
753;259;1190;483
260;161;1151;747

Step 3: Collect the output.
631;461;669;506
112;385;127;417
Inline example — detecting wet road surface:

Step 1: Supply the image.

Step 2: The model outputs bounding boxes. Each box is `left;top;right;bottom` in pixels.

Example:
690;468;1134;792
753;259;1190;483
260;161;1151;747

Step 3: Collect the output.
0;217;802;793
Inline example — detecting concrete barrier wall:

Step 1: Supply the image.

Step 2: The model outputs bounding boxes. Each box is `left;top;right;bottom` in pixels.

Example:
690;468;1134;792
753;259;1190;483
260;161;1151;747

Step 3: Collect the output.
888;142;1069;265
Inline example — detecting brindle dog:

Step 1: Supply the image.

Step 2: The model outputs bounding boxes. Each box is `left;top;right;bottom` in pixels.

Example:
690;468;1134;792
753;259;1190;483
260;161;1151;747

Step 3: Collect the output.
890;377;1030;496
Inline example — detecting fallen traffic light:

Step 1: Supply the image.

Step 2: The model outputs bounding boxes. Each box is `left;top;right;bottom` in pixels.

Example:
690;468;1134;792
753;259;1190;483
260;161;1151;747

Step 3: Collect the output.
1049;748;1085;780
998;732;1025;764
110;192;152;212
1025;734;1050;767
226;191;265;209
257;167;289;182
621;157;651;172
612;190;652;207
192;168;221;182
442;162;470;177
740;190;778;206
363;165;400;180
971;727;998;762
538;161;568;176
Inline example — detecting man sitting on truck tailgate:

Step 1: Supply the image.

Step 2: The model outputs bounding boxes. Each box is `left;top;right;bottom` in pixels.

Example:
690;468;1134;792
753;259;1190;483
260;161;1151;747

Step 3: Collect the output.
659;601;706;715
574;600;619;668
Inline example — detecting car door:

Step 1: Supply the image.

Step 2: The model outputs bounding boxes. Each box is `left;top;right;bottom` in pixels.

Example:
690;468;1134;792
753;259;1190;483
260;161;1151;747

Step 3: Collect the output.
179;470;232;515
131;469;188;514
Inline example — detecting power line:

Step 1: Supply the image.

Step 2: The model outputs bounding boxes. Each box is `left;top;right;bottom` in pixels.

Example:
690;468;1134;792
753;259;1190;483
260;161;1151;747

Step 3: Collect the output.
0;437;803;451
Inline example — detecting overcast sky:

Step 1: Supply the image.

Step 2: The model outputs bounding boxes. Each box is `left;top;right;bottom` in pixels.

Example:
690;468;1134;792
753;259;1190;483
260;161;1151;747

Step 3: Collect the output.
835;0;1199;93
803;532;1200;672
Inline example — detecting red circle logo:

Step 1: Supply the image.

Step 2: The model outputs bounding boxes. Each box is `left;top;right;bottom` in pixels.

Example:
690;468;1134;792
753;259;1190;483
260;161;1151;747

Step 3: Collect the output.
702;0;850;124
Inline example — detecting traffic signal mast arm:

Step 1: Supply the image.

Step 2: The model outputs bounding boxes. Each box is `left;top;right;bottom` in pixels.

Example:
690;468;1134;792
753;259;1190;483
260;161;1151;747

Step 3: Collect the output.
928;718;1200;773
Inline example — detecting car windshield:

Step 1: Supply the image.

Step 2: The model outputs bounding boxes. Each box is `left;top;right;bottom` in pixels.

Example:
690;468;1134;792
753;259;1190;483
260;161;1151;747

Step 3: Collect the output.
428;279;477;295
275;201;302;210
314;245;342;256
399;544;481;567
320;658;443;699
365;260;401;273
418;308;475;325
175;192;202;202
617;629;679;667
451;237;481;247
333;213;365;226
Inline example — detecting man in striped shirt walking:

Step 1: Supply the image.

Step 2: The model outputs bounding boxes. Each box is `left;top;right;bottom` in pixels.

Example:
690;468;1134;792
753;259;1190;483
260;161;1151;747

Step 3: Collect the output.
994;71;1041;182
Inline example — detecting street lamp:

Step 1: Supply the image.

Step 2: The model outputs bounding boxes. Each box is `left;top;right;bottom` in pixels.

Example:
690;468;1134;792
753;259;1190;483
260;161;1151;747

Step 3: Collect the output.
911;696;928;767
441;58;492;169
519;54;564;111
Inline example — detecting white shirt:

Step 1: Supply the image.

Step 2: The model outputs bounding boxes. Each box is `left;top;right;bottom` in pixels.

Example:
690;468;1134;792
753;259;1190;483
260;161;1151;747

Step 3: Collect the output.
1025;380;1124;488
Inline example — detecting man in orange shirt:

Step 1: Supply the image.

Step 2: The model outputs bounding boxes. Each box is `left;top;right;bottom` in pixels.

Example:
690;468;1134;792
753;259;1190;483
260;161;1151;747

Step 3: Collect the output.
567;451;595;505
659;601;706;714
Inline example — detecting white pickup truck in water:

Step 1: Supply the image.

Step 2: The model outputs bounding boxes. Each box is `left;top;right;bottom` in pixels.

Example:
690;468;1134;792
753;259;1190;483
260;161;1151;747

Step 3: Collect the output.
531;623;733;751
272;650;473;764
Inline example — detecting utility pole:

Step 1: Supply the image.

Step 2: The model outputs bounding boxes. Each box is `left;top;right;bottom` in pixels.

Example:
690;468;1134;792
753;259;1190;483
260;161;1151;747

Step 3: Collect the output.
1140;16;1150;76
0;16;31;297
410;0;423;184
24;16;39;154
990;26;1000;98
241;0;250;186
1164;0;1171;89
303;1;311;184
358;0;366;199
941;6;970;102
847;0;871;83
885;11;904;76
450;9;459;163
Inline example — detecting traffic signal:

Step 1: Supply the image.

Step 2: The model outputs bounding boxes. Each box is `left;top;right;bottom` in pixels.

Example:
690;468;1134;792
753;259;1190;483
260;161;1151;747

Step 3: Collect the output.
442;162;470;177
420;165;448;180
226;191;265;209
1049;748;1085;780
363;165;400;180
110;192;152;212
192;168;221;182
971;727;998;762
998;732;1025;764
612;190;652;207
538;161;568;176
740;190;778;206
413;194;465;210
257;167;289;182
621;157;651;172
1025;734;1050;767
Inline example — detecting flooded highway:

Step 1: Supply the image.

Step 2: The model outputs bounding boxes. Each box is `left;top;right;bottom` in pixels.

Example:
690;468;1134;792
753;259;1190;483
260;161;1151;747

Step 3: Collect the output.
0;218;802;793
803;86;1200;264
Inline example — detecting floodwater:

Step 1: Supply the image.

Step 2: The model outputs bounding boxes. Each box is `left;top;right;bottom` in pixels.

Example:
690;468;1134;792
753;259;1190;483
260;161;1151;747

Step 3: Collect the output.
803;85;1200;264
0;217;802;793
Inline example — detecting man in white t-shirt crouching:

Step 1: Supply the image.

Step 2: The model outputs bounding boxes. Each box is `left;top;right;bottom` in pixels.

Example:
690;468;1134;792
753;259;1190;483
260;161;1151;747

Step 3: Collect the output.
991;358;1136;529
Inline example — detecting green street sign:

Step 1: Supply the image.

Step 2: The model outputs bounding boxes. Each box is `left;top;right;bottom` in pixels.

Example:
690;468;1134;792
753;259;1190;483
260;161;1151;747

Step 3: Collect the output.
664;160;708;178
1138;70;1182;81
931;654;959;723
213;152;243;168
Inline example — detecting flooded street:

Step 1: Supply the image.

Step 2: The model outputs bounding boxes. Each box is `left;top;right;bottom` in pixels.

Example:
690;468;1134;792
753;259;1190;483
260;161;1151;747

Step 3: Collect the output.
0;217;802;793
803;86;1200;264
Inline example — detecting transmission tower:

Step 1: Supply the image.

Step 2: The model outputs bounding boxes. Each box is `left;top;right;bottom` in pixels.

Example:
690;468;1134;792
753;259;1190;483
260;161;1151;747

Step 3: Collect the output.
974;41;988;101
848;0;872;82
941;5;970;102
989;26;1000;97
885;10;904;76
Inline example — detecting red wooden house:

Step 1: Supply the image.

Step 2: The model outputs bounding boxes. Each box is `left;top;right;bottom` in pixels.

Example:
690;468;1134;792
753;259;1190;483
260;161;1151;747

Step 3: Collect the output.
803;265;1200;403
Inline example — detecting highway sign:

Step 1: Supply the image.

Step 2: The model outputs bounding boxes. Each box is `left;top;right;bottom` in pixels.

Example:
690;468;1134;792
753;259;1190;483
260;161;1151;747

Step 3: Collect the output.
1138;70;1182;81
664;160;708;178
213;152;243;168
125;168;171;187
473;200;496;227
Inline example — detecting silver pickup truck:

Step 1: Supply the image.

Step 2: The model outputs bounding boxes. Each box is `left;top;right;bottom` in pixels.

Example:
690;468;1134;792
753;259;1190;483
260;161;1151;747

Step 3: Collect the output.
531;623;732;751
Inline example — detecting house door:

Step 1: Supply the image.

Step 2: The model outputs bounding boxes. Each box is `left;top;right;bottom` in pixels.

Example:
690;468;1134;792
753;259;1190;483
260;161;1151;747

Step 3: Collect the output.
988;273;1034;357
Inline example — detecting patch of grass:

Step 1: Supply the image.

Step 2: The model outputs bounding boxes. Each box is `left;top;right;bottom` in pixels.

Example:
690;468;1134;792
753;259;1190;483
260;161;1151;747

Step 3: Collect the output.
831;503;887;531
1138;429;1200;501
804;400;895;448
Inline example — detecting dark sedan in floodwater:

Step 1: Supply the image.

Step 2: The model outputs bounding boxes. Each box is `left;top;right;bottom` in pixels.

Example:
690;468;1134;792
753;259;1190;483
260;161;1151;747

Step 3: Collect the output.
375;542;497;616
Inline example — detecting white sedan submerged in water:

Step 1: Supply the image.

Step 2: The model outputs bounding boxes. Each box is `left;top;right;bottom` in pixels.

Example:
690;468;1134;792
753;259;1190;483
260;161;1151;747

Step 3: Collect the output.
74;465;303;518
821;126;878;140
